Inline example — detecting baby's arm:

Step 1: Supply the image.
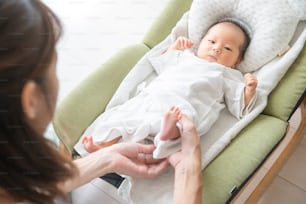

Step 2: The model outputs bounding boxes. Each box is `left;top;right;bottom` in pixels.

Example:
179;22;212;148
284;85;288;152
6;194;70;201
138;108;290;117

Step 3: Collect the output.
167;36;194;52
243;73;258;108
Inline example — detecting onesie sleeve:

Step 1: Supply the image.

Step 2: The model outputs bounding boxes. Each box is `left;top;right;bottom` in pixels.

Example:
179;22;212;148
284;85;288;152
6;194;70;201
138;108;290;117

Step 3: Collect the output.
223;69;257;119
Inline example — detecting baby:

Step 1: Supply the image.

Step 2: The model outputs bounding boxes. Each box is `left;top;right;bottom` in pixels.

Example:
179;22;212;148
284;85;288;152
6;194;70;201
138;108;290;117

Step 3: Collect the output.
76;19;258;158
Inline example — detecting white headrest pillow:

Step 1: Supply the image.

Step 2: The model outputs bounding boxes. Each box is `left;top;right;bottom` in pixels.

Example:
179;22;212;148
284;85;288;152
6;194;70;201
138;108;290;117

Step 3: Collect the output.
188;0;303;73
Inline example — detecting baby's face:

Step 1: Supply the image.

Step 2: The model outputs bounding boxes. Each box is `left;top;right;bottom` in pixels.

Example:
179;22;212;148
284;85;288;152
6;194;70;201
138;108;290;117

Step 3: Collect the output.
197;22;245;68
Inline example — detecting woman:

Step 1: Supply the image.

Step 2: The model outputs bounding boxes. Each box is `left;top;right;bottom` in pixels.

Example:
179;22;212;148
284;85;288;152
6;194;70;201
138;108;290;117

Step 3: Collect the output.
0;0;202;203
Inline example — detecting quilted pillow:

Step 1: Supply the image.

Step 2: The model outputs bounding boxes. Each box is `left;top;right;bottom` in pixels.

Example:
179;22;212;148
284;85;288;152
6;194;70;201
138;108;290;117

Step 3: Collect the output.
188;0;303;73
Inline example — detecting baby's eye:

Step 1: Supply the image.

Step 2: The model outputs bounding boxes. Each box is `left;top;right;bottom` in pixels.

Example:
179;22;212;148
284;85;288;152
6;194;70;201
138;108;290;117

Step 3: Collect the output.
224;47;232;51
208;40;215;44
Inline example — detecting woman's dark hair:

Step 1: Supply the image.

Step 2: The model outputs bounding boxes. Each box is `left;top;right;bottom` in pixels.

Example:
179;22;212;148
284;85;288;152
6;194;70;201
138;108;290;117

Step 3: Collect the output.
0;0;76;203
209;18;251;60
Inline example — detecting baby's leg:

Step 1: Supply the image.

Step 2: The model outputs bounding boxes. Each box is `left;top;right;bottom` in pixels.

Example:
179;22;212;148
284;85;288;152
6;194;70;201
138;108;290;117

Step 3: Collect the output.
159;106;182;141
82;136;121;153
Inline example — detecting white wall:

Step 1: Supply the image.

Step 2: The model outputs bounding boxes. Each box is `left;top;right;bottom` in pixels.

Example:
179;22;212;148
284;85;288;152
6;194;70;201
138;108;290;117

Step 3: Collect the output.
42;0;169;143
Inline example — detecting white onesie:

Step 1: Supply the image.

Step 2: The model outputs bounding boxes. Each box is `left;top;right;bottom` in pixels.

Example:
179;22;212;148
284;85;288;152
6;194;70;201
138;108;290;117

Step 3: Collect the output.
74;50;256;158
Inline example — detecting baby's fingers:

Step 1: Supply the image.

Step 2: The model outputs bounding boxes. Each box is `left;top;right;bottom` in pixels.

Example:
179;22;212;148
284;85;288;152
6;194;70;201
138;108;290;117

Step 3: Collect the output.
183;39;194;49
246;79;257;88
244;74;257;83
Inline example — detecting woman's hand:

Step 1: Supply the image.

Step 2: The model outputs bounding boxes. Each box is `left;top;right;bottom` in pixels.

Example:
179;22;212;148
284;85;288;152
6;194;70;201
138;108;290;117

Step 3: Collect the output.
168;115;201;169
64;143;168;192
167;115;202;204
104;143;169;178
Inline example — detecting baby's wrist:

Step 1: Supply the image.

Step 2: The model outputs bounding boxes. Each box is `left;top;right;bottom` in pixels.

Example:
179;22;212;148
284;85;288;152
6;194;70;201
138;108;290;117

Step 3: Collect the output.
245;86;256;93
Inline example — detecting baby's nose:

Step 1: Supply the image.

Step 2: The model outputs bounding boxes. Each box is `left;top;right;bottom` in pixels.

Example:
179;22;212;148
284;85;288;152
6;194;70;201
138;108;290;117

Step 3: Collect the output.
212;46;221;53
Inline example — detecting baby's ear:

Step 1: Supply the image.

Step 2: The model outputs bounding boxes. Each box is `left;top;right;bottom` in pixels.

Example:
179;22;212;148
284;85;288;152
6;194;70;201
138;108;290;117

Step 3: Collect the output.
287;0;306;20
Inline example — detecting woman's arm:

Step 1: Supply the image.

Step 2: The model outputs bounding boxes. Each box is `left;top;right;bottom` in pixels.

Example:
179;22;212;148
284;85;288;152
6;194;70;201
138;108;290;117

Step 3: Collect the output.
173;148;202;204
169;115;203;204
59;143;169;193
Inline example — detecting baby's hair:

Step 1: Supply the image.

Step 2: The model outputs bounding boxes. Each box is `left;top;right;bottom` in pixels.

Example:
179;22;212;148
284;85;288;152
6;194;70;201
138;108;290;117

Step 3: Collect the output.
209;18;251;60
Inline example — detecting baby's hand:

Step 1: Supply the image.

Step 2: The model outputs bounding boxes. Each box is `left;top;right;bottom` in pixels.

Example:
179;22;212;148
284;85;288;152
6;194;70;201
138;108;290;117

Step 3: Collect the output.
168;36;194;51
244;73;258;92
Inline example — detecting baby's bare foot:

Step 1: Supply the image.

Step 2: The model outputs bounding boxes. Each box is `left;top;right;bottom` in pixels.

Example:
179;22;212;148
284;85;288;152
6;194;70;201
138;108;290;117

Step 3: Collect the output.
82;136;121;153
159;106;182;140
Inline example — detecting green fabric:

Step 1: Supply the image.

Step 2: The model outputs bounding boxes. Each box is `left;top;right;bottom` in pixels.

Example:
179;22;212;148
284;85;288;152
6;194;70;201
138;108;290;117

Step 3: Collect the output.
263;46;306;121
53;44;149;152
202;115;288;203
142;0;192;49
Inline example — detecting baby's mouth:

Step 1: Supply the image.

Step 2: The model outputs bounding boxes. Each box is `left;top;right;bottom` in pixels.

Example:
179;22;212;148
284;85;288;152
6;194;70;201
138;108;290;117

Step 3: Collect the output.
207;55;217;61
